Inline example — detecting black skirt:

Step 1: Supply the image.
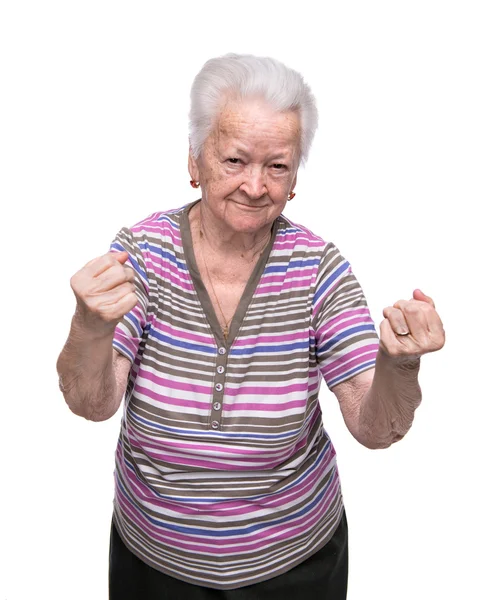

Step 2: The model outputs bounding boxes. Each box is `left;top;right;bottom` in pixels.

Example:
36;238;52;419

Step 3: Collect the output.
109;511;348;599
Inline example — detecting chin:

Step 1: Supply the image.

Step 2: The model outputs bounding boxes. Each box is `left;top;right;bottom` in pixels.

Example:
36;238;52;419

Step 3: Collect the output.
227;214;269;234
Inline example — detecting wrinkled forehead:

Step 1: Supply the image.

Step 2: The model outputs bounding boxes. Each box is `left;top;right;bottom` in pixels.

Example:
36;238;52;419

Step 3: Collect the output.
210;97;301;155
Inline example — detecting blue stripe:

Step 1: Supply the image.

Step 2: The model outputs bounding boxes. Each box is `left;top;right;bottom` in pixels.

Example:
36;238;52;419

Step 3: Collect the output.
110;242;149;284
327;358;377;388
149;329;216;354
318;324;377;353
313;261;349;304
126;311;143;337
230;340;309;356
276;226;300;235
113;339;134;361
135;239;187;272
145;243;188;271
264;258;320;274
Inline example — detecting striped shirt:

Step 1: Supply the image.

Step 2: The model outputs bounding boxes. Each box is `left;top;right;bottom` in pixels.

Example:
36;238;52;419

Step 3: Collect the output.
110;201;379;589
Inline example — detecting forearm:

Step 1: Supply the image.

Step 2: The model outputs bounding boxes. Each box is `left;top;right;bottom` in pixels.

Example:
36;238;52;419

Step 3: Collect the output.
56;312;119;421
358;349;422;449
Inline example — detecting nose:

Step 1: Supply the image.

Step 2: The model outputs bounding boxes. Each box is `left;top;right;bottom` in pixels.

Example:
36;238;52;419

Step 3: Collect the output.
240;165;267;200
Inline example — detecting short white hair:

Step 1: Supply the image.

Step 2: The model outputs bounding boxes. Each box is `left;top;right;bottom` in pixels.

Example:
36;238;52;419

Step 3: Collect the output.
189;53;319;165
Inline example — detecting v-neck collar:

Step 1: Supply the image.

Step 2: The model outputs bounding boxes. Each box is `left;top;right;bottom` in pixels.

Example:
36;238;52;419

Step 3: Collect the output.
180;200;279;348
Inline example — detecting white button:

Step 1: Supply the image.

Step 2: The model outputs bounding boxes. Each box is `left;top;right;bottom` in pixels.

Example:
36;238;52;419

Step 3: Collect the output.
217;366;225;374
218;347;226;355
215;383;223;392
213;402;221;411
211;421;219;429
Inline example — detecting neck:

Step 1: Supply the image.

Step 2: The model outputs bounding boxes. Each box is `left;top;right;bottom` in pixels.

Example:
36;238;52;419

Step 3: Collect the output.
191;200;272;259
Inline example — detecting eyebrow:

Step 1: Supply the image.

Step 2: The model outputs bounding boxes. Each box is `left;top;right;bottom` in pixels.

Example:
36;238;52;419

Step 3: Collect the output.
224;145;291;161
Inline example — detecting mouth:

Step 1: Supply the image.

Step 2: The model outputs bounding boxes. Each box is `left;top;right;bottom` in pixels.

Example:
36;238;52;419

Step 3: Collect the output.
232;201;267;211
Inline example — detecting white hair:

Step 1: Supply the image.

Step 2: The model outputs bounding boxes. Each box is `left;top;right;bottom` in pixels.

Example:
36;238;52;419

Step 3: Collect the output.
189;53;319;165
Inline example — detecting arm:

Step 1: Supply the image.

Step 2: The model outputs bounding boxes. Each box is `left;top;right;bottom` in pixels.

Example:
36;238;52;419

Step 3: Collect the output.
56;251;137;421
333;354;421;449
57;327;131;422
333;289;444;449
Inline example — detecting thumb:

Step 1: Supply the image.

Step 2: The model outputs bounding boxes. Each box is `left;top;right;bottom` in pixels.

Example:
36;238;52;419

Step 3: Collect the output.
111;250;130;264
413;288;435;308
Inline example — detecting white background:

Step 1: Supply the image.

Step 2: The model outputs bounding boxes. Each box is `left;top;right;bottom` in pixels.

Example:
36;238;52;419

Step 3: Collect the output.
1;1;487;598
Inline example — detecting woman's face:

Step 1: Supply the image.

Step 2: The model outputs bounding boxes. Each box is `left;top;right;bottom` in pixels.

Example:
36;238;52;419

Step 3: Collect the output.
188;98;301;235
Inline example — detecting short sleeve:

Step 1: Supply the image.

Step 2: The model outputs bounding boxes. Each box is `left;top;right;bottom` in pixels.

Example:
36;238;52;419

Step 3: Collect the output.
312;243;379;389
110;227;150;363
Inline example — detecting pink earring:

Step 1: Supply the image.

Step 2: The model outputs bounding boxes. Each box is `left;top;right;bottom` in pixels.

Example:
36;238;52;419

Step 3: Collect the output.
288;191;296;201
190;180;200;189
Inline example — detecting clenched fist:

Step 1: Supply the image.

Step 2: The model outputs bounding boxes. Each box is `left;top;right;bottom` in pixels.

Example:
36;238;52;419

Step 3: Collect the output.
380;289;445;361
70;251;138;335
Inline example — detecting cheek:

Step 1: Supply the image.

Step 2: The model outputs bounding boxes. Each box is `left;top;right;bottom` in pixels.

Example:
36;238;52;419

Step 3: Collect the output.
268;174;293;196
205;167;240;195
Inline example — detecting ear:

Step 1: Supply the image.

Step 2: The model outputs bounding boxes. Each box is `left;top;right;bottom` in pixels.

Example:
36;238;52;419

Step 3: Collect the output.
290;172;298;194
188;147;200;182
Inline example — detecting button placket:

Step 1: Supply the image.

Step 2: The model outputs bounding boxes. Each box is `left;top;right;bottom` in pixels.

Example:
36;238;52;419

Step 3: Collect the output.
210;346;228;431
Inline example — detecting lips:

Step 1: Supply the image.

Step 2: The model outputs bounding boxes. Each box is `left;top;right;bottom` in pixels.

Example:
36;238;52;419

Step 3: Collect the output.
232;201;266;210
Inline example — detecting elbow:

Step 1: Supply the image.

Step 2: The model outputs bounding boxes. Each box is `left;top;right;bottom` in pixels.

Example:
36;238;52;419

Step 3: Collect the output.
85;405;118;422
83;402;118;422
59;371;120;422
360;438;393;450
65;395;117;422
359;432;406;450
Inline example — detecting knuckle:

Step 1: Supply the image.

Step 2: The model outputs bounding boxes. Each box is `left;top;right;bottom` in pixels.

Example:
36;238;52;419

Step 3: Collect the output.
96;255;110;271
403;303;418;315
105;252;118;264
96;303;119;321
119;282;133;295
69;274;79;291
124;266;135;282
435;333;446;349
84;297;100;312
392;313;405;324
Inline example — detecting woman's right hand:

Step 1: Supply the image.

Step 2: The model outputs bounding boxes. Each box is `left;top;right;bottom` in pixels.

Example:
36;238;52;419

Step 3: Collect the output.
70;251;138;336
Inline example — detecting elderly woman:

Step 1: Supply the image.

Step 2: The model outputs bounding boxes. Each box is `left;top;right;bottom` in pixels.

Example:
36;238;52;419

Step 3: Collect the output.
57;54;444;599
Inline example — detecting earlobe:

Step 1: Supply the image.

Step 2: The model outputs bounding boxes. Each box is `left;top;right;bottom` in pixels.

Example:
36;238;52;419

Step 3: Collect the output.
188;150;200;182
287;173;297;200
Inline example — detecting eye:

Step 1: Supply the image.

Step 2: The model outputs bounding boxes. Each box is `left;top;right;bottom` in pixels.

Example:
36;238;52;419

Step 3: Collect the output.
271;163;287;170
227;158;240;164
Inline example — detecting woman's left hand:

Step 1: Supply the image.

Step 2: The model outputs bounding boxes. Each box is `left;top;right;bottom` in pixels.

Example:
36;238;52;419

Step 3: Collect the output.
380;289;445;361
